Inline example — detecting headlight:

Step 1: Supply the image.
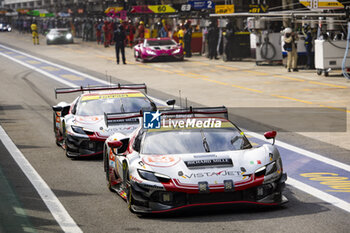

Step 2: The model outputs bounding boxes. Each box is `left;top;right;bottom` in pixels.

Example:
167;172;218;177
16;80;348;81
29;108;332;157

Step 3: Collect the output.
265;161;278;175
138;169;171;183
255;166;266;177
173;48;181;54
71;125;85;134
66;33;72;39
146;50;156;55
71;125;94;135
47;35;54;40
255;161;278;177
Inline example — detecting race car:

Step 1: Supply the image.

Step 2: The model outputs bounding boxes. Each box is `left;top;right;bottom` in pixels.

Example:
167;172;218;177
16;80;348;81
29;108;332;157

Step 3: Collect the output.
46;28;74;45
103;107;288;214
0;22;11;32
134;37;184;62
52;84;156;158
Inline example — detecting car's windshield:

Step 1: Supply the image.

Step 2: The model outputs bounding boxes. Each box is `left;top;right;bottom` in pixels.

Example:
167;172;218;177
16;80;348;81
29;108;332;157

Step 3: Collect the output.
146;40;176;46
76;96;152;116
141;128;251;155
50;29;69;34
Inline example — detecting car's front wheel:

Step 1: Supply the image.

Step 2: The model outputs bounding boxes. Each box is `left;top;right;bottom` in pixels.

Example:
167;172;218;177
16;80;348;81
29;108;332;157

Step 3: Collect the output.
62;122;73;158
104;147;114;191
123;163;135;213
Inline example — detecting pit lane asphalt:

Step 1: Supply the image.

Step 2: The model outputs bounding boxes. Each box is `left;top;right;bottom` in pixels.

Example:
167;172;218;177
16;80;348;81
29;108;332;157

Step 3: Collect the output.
0;36;349;232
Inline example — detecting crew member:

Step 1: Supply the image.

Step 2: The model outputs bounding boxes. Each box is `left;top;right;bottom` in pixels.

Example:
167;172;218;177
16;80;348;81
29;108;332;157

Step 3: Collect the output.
125;20;135;47
95;19;102;44
137;21;145;43
283;27;298;72
184;20;192;57
31;21;39;45
107;21;114;46
177;24;184;49
303;24;313;69
208;21;219;59
114;24;126;64
224;21;235;61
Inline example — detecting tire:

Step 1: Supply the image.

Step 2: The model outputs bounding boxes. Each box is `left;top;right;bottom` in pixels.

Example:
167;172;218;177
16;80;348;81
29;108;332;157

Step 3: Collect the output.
316;69;322;76
53;113;61;146
140;55;145;63
104;147;114;191
53;112;57;133
324;71;329;77
62;122;73;158
123;163;135;213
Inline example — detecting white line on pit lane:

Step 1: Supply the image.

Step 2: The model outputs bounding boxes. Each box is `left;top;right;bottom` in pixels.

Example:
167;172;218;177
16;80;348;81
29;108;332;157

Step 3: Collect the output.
0;126;83;233
1;43;350;213
287;178;350;213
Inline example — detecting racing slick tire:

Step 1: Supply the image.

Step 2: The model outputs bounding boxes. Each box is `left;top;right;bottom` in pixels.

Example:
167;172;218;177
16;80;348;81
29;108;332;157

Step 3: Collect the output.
53;112;61;147
104;147;114;191
123;162;135;213
134;50;139;61
62;122;73;159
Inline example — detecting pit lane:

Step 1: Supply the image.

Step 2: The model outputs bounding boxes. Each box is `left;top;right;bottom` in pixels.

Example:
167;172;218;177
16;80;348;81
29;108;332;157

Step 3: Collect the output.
0;33;349;233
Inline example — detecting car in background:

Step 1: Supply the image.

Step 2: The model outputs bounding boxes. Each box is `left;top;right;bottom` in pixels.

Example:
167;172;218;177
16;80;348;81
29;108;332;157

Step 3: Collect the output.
52;84;156;158
46;28;73;45
103;107;288;214
0;22;12;32
134;38;184;62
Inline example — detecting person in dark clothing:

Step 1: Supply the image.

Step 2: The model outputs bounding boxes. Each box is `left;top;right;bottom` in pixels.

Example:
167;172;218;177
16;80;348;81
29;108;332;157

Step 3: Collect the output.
224;21;235;61
114;24;126;64
303;24;313;69
208;21;219;59
184;20;192;58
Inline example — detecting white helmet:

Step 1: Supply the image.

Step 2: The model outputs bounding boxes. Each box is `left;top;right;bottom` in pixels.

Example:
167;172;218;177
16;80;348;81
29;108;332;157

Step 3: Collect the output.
284;27;292;34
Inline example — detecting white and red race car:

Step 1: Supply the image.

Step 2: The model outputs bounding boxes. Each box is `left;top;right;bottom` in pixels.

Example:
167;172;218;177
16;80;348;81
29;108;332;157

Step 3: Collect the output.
52;84;156;158
103;107;288;214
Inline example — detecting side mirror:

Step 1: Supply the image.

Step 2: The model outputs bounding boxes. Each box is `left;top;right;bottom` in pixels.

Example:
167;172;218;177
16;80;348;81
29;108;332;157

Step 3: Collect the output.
108;140;123;149
150;102;157;111
52;106;63;112
264;131;277;145
166;99;176;107
52;105;70;117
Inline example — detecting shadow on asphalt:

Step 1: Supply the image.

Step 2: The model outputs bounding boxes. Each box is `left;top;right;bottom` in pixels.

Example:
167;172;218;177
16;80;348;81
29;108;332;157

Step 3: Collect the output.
52;188;96;198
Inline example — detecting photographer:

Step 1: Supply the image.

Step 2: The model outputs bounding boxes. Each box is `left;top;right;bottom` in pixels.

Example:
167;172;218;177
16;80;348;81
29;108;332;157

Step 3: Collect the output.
283;27;298;72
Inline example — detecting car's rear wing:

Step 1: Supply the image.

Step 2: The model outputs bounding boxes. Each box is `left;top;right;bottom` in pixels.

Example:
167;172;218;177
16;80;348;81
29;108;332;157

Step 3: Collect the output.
55;83;147;98
104;106;228;127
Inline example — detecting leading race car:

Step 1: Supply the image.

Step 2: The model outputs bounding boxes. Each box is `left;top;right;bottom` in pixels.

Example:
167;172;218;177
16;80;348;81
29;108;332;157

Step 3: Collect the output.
134;38;184;62
103;107;288;214
0;22;12;32
52;84;156;158
46;28;74;45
